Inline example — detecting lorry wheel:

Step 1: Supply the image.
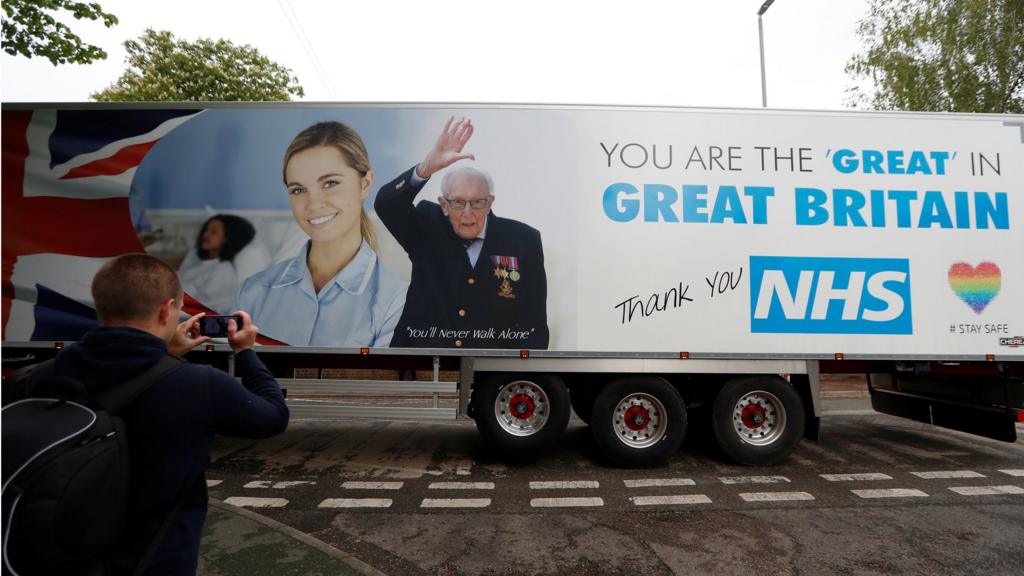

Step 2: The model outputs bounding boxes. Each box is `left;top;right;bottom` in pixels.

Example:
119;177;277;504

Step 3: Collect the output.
473;374;570;457
591;377;686;467
712;376;805;466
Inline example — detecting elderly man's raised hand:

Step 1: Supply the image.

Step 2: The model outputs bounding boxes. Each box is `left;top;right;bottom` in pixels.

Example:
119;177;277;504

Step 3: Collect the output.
416;116;475;179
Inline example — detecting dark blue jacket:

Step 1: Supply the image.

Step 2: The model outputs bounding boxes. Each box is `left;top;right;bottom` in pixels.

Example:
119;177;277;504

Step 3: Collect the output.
50;327;288;575
375;166;549;349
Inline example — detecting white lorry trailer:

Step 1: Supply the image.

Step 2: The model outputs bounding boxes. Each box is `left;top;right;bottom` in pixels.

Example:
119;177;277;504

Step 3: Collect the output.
2;102;1021;467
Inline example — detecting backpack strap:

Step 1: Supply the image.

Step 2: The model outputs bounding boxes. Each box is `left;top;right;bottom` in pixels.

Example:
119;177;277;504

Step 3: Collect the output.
19;355;184;413
92;355;185;413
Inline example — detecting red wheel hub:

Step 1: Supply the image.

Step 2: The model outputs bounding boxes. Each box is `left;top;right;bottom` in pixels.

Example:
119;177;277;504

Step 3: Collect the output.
741;403;767;429
623;405;651;431
509;394;536;420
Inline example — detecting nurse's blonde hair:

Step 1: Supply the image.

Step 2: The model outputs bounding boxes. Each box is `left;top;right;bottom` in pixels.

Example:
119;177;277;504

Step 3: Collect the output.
283;121;377;251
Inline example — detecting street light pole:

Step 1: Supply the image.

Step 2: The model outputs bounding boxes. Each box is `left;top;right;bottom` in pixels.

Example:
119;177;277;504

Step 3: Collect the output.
758;0;776;108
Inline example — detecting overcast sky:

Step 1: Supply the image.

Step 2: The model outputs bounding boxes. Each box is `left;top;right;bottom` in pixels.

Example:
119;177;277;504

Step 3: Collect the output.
2;0;869;110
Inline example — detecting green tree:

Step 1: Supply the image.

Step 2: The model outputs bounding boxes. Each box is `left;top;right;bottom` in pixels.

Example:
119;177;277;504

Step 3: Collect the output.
846;0;1024;113
92;29;304;101
2;0;118;65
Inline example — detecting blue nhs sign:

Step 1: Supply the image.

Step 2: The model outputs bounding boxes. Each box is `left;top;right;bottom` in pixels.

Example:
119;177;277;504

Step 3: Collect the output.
749;256;912;334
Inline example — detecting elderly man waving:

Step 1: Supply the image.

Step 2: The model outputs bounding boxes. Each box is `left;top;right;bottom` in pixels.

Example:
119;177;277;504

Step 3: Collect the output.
374;117;549;350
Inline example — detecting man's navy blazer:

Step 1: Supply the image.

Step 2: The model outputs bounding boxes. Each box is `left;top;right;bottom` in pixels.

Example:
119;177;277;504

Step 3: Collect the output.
375;166;549;349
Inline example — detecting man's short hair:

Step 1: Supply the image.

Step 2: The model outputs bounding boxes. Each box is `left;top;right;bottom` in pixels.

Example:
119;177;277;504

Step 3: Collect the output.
441;166;494;198
92;254;182;326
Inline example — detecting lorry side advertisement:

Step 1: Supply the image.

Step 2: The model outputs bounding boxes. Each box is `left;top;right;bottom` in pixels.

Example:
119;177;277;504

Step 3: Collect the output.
2;105;1022;358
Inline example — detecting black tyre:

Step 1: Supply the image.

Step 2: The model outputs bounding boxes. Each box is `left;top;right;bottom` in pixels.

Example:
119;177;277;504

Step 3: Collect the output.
591;377;686;467
473;373;570;458
712;375;805;466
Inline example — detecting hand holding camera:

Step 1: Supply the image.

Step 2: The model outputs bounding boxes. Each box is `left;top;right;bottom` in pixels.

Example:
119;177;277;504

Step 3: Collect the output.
224;310;258;353
171;312;212;356
175;311;259;355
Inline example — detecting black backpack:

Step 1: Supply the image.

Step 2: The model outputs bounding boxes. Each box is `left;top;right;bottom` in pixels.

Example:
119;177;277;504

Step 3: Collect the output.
2;355;183;576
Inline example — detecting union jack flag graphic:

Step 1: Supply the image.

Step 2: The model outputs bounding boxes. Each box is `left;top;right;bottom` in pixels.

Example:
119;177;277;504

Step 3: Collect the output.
2;108;203;341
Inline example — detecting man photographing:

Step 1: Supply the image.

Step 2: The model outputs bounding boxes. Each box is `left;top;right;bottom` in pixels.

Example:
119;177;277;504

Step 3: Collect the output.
5;253;289;575
375;117;549;349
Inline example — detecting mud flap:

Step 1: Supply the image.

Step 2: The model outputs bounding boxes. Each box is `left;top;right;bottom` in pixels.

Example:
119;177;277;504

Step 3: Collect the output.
870;388;1018;442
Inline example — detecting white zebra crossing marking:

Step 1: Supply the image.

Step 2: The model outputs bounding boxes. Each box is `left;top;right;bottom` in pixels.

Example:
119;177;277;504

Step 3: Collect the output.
910;470;985;479
739;492;815;502
624;478;696;488
342;481;404;490
420;498;492;508
530;497;604;508
318;498;392;509
852;488;928;499
269;480;315;488
820;473;892;482
629;495;711;506
224;497;288;508
948;485;1024;496
529;481;600;490
243;480;316;489
428;482;495;490
719;476;789;485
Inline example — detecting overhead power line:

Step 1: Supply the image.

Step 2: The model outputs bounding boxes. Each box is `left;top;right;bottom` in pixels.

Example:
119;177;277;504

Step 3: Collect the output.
276;0;337;99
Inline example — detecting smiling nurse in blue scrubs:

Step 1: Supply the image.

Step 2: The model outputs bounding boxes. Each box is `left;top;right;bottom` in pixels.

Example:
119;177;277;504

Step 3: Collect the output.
236;122;407;347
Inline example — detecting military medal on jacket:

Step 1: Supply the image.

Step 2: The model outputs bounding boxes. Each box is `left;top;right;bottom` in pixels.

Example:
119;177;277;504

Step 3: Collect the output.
492;255;520;299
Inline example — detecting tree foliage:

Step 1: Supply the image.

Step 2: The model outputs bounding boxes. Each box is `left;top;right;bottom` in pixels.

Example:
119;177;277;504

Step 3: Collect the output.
92;29;304;102
846;0;1023;113
2;0;118;65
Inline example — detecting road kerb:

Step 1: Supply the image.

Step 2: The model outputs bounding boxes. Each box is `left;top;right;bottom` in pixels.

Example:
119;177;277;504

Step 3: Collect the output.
210;498;387;576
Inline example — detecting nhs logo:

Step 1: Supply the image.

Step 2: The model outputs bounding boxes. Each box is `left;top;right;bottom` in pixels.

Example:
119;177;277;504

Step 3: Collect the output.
750;256;912;334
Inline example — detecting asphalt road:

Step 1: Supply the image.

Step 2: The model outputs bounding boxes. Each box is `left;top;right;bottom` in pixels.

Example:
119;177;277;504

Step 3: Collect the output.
207;402;1024;576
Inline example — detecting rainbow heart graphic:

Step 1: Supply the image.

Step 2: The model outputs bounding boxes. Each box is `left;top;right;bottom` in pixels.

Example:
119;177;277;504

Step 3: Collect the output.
948;262;1001;314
